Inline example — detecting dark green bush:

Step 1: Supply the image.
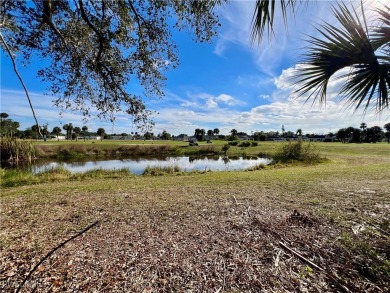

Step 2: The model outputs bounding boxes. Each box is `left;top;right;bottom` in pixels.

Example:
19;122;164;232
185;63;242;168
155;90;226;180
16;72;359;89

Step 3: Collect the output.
228;141;239;146
272;140;322;164
221;144;230;154
239;141;251;147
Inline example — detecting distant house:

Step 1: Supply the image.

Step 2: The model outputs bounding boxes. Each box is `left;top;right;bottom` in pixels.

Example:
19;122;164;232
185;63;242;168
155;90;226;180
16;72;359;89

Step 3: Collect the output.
49;134;66;140
174;134;189;141
237;135;250;140
305;135;326;142
87;136;102;140
267;136;300;142
268;137;286;142
110;135;133;140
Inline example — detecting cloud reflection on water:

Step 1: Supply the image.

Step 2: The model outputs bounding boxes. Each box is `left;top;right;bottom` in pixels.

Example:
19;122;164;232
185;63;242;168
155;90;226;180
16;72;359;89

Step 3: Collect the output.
33;156;272;175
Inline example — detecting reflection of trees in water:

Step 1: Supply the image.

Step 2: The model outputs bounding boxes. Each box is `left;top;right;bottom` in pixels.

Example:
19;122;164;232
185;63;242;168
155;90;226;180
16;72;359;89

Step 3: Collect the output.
1;161;32;172
210;156;220;161
69;161;90;167
9;155;272;174
242;156;259;160
188;155;208;163
222;156;230;165
189;155;226;164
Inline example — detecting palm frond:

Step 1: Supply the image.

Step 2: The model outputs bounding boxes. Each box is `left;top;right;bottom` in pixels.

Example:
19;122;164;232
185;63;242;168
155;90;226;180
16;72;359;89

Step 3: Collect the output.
371;5;390;53
250;0;300;44
294;3;390;112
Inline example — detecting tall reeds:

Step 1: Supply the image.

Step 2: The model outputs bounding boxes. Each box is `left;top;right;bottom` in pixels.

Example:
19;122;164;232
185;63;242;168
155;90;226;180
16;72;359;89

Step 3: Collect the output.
0;137;35;163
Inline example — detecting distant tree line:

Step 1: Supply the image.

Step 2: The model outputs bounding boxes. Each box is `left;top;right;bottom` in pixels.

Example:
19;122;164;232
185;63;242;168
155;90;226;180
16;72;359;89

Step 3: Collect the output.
336;123;390;143
1;113;389;144
0;113;107;141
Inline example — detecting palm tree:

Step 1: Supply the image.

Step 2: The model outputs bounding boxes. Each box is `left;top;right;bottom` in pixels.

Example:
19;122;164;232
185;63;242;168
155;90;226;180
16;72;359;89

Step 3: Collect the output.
31;124;40;140
207;129;214;140
213;128;220;137
97;128;105;141
251;1;390;112
293;4;390;113
41;124;49;141
62;124;69;139
251;0;301;44
82;126;88;141
74;127;81;141
63;123;74;140
296;129;303;137
384;123;390;143
200;129;206;141
360;122;368;142
230;129;238;140
52;126;61;141
194;128;205;141
366;126;383;143
0;112;9;122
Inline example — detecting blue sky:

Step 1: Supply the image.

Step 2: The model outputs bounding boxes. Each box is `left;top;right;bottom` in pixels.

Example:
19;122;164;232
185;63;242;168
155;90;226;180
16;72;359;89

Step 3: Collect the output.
1;0;389;136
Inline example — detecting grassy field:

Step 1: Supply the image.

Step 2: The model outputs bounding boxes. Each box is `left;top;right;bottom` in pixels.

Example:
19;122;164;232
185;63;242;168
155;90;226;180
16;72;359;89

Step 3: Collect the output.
1;142;389;292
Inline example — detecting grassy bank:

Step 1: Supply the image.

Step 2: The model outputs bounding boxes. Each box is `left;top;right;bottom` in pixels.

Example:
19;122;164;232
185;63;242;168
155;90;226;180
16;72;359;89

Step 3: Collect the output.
32;139;390;162
31;139;288;159
1;143;389;292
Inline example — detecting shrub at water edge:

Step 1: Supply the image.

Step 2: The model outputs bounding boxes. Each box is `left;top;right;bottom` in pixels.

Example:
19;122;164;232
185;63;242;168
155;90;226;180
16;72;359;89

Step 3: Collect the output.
272;140;323;164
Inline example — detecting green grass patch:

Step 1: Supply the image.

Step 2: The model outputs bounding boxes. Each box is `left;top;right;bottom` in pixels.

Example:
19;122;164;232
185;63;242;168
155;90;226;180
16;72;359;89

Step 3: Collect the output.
0;168;38;187
245;163;267;171
142;165;182;176
340;233;390;280
0;166;136;188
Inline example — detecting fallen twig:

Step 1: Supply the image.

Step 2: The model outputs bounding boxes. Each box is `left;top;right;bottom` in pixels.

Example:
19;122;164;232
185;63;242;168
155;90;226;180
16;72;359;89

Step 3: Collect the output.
279;241;352;293
16;220;100;293
278;241;324;271
367;222;390;236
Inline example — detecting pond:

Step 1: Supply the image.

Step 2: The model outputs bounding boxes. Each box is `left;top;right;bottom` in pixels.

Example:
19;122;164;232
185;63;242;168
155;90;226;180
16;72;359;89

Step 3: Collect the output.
31;156;272;175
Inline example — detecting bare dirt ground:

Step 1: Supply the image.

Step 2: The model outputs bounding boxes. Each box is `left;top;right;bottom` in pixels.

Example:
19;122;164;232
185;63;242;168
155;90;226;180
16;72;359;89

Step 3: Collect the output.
1;154;389;292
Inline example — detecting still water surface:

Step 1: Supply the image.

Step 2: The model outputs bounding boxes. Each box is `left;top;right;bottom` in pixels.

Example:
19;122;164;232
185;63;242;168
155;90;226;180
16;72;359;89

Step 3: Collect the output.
33;156;272;175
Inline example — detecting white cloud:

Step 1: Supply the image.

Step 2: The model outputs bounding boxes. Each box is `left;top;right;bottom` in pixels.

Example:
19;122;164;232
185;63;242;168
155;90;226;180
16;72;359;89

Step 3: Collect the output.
175;91;244;111
175;110;196;117
215;94;244;106
206;98;218;109
215;94;233;103
180;101;199;108
259;94;271;100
